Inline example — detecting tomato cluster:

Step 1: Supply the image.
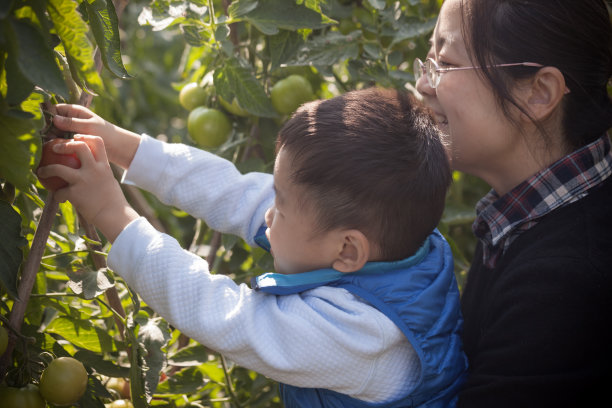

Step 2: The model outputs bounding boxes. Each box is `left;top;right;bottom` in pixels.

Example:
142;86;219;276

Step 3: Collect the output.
179;72;315;149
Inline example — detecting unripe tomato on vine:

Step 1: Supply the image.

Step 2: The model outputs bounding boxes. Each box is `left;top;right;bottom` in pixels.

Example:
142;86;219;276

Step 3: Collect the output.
39;356;89;406
187;107;232;149
36;138;81;191
270;74;315;115
0;384;46;408
179;82;209;111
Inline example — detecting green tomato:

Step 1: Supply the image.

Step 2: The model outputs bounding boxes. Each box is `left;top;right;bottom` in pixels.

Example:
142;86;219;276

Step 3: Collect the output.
39;356;89;406
0;384;46;408
0;326;8;355
179;82;209;111
187;107;232;148
218;95;250;117
270;74;314;115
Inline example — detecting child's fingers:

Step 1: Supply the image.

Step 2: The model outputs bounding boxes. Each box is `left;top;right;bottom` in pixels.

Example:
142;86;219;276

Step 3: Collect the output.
52;136;108;164
36;163;81;186
53;114;93;134
55;104;94;119
50;138;96;168
73;134;109;162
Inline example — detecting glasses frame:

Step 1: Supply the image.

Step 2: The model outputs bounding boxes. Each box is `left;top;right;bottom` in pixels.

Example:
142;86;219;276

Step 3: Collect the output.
414;57;543;89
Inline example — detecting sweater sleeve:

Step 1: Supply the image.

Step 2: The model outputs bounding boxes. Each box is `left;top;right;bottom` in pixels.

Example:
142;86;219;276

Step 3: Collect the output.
107;217;420;403
121;135;274;246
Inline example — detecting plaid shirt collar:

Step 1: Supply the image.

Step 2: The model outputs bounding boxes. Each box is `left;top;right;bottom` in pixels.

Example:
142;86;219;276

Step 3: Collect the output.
473;134;612;268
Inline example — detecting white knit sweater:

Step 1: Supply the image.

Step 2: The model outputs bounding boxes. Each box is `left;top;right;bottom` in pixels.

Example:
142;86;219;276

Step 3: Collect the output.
108;135;419;403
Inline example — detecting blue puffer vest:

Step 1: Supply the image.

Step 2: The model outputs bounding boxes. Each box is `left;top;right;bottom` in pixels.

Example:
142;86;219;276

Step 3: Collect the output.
252;229;467;408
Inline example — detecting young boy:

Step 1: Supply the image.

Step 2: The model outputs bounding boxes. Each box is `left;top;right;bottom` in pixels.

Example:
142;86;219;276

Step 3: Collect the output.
39;87;467;407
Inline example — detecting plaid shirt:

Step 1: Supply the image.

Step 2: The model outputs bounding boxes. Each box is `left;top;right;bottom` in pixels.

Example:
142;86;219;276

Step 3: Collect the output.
473;134;612;268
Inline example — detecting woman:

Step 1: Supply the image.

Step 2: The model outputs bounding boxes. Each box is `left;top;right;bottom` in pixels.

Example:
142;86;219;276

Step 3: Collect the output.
414;0;612;406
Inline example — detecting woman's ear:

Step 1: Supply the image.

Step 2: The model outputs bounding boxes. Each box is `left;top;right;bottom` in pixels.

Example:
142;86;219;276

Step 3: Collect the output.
520;66;567;121
332;230;371;273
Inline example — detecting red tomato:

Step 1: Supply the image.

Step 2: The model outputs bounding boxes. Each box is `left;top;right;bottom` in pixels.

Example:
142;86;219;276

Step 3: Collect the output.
37;138;81;191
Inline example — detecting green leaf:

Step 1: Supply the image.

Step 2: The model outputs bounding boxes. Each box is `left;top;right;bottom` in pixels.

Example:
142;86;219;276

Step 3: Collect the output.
167;343;210;367
227;0;258;18
155;366;208;394
0;201;26;299
138;317;171;400
84;0;131;79
0;112;39;192
59;199;77;234
367;0;386;10
389;16;437;46
240;0;331;35
269;30;305;71
126;315;148;408
9;18;69;98
284;30;361;67
5;51;34;106
46;316;116;353
74;349;130;377
47;0;104;94
213;57;278;118
66;267;114;300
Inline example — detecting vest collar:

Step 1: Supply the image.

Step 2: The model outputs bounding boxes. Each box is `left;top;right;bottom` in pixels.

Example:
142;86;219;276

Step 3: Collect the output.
251;236;431;292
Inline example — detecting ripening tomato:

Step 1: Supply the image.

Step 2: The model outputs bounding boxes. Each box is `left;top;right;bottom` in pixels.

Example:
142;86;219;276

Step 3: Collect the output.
0;384;46;408
37;138;81;191
39;356;89;406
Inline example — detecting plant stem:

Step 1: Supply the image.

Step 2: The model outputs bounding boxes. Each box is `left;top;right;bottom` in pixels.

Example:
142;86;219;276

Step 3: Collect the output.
0;192;59;381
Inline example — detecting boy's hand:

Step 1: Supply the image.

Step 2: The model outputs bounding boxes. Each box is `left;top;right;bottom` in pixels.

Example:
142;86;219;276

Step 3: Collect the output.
52;104;141;170
37;135;139;243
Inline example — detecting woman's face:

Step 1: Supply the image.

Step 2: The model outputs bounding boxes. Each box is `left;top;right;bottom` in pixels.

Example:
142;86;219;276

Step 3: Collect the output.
416;0;527;192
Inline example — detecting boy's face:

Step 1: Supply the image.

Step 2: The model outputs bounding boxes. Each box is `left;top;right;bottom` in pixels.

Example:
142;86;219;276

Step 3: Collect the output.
264;148;342;274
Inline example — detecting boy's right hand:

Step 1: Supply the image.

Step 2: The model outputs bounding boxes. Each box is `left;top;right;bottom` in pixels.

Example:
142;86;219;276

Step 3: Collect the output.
52;104;141;170
36;134;139;243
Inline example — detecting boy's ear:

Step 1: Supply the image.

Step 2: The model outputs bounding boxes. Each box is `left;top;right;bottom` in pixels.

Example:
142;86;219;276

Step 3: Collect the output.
519;66;567;122
332;230;371;273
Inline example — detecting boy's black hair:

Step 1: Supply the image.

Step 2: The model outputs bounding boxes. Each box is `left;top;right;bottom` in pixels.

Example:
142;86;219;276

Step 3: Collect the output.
277;87;451;260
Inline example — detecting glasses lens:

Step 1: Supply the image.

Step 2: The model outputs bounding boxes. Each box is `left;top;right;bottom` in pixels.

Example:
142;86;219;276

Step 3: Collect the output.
413;58;423;83
425;59;438;88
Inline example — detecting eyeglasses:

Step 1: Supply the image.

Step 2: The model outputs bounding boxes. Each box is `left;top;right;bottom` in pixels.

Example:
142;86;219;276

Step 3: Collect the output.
413;57;543;89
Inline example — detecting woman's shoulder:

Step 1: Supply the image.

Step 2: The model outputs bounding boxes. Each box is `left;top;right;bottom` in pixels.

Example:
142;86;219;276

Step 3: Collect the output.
504;175;612;264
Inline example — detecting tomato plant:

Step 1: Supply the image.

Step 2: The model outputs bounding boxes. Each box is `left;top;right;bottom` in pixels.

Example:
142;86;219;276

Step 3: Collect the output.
0;384;46;408
36;138;82;191
270;75;314;115
39;356;89;406
187;107;232;148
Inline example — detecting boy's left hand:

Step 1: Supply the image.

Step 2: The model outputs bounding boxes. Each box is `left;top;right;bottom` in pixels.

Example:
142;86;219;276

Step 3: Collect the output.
37;135;139;242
